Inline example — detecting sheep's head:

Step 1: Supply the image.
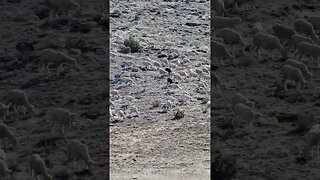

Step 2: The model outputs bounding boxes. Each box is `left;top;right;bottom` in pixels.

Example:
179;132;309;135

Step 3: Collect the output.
253;112;262;120
232;17;241;25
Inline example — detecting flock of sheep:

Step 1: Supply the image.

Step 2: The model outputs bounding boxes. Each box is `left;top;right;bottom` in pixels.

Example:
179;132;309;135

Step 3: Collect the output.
213;0;320;159
110;51;211;121
0;0;97;179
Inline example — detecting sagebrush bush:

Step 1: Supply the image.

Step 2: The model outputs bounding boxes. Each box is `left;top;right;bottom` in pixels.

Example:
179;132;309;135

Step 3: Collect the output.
124;36;143;53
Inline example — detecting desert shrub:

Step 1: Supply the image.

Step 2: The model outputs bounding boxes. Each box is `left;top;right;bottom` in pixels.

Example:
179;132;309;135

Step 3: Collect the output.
124;36;143;53
173;109;184;120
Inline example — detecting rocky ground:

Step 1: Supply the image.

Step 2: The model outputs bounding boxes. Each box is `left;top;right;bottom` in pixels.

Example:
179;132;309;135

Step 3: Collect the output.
213;0;320;179
110;0;210;179
0;0;107;179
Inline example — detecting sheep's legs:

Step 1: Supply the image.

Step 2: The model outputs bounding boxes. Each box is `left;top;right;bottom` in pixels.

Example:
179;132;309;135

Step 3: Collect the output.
249;122;254;134
284;81;288;91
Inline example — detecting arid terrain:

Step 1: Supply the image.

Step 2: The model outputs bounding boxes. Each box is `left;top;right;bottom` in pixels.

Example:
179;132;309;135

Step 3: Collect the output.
110;0;210;179
0;0;108;179
213;0;320;179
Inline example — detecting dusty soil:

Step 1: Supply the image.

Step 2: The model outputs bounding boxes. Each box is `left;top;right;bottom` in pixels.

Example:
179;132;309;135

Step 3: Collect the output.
0;0;107;179
213;0;320;179
110;0;210;179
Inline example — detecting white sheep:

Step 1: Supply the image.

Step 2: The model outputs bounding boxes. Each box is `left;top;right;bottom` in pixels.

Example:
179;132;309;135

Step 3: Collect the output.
48;108;76;135
187;69;199;80
42;0;81;18
284;59;312;83
6;89;34;115
28;154;52;180
158;67;167;77
66;139;94;171
216;28;246;53
302;124;320;158
125;95;134;102
252;22;263;34
178;70;188;78
0;159;11;180
142;61;153;69
272;23;296;43
231;93;255;110
0;123;17;150
287;34;315;51
251;32;287;59
130;106;139;115
173;73;183;81
213;0;224;16
212;40;235;66
0;103;8;121
163;100;173;110
232;103;262;133
306;16;320;29
118;110;125;119
280;64;306;91
295;42;320;67
212;16;242;32
293;19;319;43
122;77;137;86
168;84;181;89
110;90;121;99
39;49;77;75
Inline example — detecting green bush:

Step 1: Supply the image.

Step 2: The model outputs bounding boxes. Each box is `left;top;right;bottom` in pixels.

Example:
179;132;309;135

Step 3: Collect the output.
124;36;143;53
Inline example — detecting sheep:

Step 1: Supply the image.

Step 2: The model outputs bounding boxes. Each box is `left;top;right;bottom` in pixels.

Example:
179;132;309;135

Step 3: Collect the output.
280;65;306;91
216;28;246;53
293;19;319;43
110;90;121;99
306;16;320;29
173;73;183;81
287;34;315;51
231;93;255;110
42;0;81;18
295;42;320;67
272;23;296;44
122;77;137;86
0;103;8;121
118;110;125;119
0;159;11;180
168;84;181;89
130;106;139;115
232;103;262;133
251;32;287;59
284;59;312;83
213;0;224;16
163;100;173;110
178;70;188;77
302;124;320;158
66;139;94;171
28;154;52;180
158;67;167;77
187;69;199;80
212;40;235;66
212;16;241;33
252;22;263;34
39;49;77;75
142;61;153;69
6;89;35;115
125;95;134;101
0;123;17;150
48;108;76;135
